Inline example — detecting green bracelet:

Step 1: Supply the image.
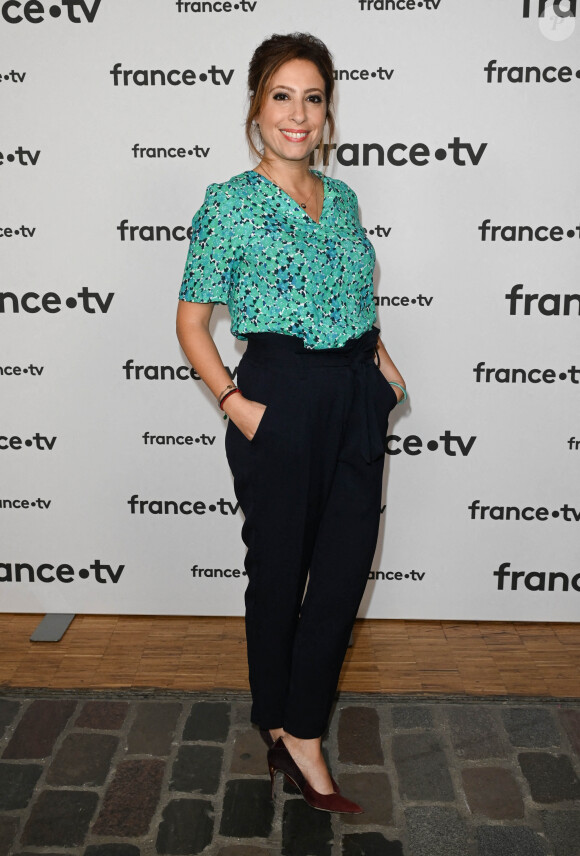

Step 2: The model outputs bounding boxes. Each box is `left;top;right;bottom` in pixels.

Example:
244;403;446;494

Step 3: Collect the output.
389;381;407;402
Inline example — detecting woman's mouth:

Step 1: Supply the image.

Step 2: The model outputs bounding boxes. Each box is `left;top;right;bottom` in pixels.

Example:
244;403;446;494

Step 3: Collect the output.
279;129;310;143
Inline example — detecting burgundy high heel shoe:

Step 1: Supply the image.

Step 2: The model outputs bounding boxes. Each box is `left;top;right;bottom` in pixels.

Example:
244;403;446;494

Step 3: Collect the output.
267;737;363;814
259;729;340;793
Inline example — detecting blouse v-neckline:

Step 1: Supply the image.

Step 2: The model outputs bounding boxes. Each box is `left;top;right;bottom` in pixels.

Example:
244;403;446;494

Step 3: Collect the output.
250;169;327;225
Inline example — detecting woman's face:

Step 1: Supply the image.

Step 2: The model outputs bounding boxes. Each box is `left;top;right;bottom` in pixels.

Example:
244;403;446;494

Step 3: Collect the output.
255;58;327;167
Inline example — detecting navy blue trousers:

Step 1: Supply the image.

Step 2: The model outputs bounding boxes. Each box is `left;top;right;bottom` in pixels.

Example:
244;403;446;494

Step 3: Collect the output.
225;326;397;738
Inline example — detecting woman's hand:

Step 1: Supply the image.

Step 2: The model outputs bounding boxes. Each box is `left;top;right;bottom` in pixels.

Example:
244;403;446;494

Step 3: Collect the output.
176;302;268;438
223;393;267;441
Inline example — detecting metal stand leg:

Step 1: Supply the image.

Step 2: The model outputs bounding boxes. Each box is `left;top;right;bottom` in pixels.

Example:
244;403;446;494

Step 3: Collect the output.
30;614;76;642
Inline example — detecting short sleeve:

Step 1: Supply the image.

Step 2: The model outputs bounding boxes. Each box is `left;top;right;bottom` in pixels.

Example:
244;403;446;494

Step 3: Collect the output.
179;183;237;304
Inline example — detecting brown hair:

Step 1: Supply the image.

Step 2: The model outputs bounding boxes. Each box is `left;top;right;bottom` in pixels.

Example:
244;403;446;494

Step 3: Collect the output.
246;33;335;164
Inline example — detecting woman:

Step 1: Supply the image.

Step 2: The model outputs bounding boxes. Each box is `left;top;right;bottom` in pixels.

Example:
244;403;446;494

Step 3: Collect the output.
176;32;406;814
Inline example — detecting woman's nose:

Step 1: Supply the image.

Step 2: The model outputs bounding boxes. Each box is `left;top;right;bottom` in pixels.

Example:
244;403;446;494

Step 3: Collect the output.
290;102;306;123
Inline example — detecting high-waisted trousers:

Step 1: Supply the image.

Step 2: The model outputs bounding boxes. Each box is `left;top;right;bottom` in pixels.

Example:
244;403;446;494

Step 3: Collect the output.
225;325;397;739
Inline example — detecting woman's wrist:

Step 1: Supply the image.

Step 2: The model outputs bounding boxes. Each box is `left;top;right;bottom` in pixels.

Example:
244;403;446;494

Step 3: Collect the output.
221;390;246;417
389;381;407;403
217;383;237;405
218;387;240;410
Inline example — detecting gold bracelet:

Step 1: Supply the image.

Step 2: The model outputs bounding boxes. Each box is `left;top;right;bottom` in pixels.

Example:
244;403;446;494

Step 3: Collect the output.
217;383;236;404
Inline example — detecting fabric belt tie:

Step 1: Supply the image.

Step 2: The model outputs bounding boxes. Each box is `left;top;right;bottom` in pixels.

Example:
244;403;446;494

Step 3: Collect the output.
245;327;385;464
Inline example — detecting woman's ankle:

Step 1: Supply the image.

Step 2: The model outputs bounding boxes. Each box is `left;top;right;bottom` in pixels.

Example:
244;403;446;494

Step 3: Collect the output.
283;732;323;757
270;727;284;741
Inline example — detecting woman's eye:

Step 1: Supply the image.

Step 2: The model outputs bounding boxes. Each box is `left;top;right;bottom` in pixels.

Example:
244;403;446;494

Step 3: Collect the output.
271;92;323;103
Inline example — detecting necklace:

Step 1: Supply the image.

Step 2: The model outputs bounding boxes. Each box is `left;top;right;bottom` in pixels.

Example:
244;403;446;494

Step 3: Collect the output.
258;164;320;218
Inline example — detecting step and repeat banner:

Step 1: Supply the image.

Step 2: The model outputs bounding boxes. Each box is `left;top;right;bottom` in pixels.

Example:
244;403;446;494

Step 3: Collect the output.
1;0;578;619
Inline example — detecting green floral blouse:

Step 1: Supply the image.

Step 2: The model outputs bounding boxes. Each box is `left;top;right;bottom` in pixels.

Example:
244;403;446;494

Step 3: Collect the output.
179;169;376;349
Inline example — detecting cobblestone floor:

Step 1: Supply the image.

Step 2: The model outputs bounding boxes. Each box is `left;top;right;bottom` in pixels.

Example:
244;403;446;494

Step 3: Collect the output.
0;691;579;856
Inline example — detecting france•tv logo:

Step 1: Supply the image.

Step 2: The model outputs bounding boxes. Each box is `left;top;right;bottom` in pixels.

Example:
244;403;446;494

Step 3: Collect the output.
1;1;102;24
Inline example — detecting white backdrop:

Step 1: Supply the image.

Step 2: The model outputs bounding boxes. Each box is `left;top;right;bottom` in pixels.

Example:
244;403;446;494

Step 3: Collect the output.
1;0;579;619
